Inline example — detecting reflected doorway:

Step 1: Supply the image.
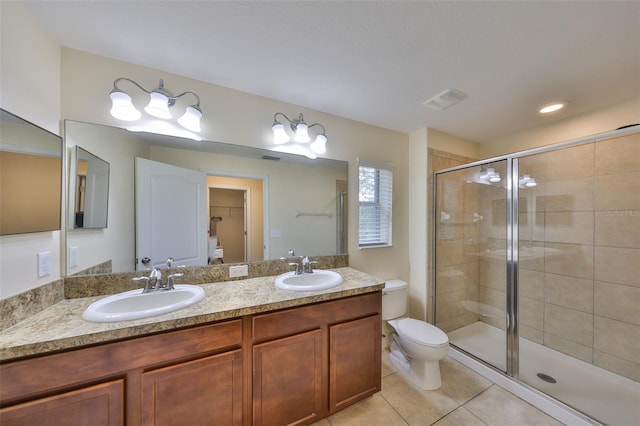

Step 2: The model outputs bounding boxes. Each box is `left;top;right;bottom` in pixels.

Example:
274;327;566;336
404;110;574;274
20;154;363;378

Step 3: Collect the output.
209;187;246;263
207;175;264;263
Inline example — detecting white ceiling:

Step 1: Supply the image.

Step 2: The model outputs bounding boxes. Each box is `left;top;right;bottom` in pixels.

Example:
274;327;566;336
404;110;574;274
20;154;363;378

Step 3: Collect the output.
25;0;640;142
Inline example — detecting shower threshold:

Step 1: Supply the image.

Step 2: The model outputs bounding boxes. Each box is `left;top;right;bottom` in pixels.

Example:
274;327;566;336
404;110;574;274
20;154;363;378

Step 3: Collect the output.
448;322;639;426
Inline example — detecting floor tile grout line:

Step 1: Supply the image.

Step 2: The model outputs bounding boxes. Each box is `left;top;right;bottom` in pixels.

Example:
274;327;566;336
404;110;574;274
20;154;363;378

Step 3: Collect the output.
379;371;412;425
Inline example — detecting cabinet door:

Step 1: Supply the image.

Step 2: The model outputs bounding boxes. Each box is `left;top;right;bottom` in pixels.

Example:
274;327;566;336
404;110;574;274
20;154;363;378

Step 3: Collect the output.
253;329;323;426
329;314;381;413
0;379;123;426
141;349;242;426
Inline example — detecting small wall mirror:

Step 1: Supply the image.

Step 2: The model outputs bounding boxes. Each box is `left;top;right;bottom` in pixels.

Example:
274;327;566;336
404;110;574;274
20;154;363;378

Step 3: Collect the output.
0;109;62;235
70;146;110;229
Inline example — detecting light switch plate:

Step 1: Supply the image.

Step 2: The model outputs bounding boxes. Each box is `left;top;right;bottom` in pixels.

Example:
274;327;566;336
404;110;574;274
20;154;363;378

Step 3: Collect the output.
229;264;248;278
69;246;79;268
270;229;282;238
37;251;51;278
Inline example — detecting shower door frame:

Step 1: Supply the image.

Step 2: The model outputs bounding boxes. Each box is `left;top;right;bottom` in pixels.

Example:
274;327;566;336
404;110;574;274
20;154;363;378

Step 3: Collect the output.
433;124;639;381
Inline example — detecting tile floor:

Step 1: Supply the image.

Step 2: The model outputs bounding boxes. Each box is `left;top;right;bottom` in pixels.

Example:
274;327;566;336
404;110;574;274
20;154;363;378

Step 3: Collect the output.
313;351;564;426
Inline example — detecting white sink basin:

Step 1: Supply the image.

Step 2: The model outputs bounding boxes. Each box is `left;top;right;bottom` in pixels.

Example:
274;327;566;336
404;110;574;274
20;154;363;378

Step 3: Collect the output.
275;270;343;291
82;285;205;322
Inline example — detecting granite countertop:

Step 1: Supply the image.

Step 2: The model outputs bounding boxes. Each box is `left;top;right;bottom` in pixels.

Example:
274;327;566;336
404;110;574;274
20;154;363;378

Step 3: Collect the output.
0;267;383;361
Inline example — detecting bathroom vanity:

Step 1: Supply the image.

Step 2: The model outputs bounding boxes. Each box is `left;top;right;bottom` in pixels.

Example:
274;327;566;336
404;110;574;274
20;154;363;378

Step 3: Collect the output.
0;268;383;426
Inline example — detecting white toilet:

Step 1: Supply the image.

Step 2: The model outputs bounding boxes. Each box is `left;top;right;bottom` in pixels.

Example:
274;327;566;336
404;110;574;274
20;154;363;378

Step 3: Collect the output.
383;279;449;390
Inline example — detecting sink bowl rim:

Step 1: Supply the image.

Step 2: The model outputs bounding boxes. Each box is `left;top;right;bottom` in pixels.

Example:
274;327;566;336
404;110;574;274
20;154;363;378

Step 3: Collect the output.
82;284;205;323
274;269;343;291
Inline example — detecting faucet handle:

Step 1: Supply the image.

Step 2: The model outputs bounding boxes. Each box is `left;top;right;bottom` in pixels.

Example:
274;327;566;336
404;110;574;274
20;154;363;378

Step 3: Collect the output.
132;276;153;293
308;260;319;273
288;262;300;275
166;272;184;290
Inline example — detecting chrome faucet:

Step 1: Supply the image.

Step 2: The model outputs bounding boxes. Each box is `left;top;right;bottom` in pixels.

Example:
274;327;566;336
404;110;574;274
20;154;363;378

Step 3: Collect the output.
288;256;319;275
302;256;310;273
133;267;183;293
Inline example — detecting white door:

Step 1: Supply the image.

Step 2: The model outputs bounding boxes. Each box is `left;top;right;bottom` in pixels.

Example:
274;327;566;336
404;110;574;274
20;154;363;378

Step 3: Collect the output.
135;157;207;270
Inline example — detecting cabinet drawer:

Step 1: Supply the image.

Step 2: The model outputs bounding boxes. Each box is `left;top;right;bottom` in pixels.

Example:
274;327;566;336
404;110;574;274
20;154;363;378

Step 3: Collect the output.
252;291;381;343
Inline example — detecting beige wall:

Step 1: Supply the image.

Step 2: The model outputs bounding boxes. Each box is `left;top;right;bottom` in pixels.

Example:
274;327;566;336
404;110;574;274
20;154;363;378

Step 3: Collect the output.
0;1;62;298
479;98;640;159
1;4;409;298
59;48;410;286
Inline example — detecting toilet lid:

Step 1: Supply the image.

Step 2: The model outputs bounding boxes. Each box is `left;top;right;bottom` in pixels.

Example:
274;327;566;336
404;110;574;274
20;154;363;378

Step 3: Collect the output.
397;318;448;347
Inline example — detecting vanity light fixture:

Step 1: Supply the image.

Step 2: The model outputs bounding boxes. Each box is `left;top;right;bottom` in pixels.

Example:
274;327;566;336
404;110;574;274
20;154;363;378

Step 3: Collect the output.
538;101;568;114
271;112;327;157
109;78;203;132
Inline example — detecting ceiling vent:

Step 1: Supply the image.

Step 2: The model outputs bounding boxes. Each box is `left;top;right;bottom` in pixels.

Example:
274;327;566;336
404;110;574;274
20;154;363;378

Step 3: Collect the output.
423;89;468;111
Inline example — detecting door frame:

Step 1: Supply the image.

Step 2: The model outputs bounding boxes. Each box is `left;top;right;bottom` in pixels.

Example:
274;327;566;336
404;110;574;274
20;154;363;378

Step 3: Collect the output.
204;169;269;261
208;186;249;263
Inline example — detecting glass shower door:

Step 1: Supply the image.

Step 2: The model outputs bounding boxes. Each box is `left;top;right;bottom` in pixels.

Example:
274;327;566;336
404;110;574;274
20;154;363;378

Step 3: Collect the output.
435;160;510;373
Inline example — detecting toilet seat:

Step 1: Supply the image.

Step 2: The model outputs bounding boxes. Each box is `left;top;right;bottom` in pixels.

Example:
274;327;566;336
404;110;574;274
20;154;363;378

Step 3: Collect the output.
397;318;448;347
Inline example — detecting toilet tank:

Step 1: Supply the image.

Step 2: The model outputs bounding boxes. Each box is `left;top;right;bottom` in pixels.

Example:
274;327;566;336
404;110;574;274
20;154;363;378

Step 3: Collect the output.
382;280;408;320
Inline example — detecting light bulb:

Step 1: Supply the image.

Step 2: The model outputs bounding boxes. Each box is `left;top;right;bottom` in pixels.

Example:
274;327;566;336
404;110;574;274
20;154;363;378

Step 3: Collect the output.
177;106;202;132
109;90;141;121
310;134;327;154
272;123;290;144
144;91;172;119
293;123;310;143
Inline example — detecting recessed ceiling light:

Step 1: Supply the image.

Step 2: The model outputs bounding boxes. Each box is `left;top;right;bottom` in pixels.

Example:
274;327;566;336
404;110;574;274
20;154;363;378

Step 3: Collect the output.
538;101;568;114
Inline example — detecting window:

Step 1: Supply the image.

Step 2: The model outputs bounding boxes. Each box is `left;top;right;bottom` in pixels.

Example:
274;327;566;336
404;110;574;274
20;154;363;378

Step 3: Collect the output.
358;159;393;248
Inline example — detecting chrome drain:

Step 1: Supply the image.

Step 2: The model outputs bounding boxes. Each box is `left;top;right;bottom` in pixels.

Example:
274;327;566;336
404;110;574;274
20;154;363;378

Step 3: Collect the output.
537;373;557;384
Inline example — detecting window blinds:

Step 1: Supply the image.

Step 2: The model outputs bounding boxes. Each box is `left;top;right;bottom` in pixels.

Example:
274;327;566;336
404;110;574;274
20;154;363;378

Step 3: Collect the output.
358;159;393;248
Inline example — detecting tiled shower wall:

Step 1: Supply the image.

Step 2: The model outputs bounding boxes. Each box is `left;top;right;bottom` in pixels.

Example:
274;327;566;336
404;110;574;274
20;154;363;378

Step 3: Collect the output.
434;131;639;382
516;132;640;381
428;149;478;327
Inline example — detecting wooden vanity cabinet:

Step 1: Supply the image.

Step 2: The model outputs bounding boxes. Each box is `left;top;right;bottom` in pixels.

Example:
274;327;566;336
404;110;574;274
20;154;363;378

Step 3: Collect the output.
0;319;243;426
252;291;382;425
0;291;381;426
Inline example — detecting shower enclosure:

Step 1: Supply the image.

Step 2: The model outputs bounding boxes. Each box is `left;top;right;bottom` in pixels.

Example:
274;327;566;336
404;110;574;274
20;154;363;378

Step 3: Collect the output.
434;127;639;425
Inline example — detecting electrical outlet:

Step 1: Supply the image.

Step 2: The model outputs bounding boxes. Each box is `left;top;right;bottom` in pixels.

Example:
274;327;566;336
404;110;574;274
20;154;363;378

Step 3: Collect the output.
37;251;51;278
229;264;249;278
69;246;79;268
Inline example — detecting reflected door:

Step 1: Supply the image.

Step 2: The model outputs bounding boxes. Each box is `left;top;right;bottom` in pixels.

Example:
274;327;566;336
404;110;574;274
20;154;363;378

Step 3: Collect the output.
135;157;208;270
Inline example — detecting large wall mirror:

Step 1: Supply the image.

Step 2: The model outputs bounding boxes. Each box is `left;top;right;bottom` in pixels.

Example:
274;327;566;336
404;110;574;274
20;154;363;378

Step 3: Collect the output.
0;109;62;235
64;121;348;277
